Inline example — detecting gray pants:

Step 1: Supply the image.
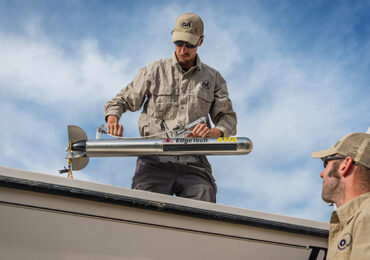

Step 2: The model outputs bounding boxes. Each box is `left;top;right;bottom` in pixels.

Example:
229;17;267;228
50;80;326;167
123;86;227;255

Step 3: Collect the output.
132;155;217;203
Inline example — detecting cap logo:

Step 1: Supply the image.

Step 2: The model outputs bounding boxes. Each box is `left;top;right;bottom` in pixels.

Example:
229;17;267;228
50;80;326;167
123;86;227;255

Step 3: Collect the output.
181;20;192;29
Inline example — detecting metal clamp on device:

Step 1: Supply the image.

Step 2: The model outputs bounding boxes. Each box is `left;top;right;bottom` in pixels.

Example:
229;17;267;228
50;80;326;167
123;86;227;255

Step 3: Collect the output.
172;117;207;138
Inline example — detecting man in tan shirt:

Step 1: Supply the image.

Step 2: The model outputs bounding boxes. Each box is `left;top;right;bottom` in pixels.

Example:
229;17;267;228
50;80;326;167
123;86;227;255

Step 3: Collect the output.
104;13;237;202
312;132;370;259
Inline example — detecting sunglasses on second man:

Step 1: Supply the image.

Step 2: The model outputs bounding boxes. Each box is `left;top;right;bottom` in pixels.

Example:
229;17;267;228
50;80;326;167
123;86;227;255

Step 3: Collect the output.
323;155;358;168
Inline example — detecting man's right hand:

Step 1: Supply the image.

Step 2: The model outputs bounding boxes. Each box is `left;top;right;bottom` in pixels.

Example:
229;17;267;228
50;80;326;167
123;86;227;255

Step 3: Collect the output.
106;115;124;137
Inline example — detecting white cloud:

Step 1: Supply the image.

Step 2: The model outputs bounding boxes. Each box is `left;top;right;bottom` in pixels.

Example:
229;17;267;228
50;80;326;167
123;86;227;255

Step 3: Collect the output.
0;102;63;174
0;21;137;176
0;30;131;107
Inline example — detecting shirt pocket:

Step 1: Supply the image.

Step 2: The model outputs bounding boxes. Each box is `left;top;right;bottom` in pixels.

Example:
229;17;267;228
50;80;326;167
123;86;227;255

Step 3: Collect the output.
148;84;179;120
152;94;179;120
194;84;214;115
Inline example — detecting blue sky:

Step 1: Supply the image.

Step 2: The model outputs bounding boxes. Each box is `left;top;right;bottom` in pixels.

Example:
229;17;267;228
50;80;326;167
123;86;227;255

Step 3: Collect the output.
0;0;369;222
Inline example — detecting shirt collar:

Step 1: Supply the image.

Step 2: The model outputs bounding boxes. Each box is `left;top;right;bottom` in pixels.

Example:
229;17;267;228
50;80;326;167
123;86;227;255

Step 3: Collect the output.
195;54;202;69
171;53;202;71
331;192;370;224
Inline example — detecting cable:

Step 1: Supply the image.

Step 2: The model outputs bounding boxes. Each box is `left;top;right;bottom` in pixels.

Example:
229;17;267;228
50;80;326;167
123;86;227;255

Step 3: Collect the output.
105;129;175;140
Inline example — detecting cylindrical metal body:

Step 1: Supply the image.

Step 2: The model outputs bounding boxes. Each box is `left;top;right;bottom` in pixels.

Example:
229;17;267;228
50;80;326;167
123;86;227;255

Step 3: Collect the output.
66;125;253;171
82;137;252;157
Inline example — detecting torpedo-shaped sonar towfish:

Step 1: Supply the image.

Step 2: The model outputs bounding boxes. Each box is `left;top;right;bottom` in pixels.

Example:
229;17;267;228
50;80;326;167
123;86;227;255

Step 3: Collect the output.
64;125;253;171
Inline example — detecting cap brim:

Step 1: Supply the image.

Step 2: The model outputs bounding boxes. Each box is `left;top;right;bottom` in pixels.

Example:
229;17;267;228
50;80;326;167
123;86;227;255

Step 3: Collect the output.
311;147;337;159
172;31;200;46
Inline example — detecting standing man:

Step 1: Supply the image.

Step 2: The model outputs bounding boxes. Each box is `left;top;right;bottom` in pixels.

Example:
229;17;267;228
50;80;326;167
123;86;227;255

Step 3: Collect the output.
311;132;370;259
104;13;237;203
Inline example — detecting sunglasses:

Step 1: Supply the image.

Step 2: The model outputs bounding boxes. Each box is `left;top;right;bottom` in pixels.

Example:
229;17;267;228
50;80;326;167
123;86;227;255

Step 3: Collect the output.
174;41;198;49
174;37;202;49
323;155;358;168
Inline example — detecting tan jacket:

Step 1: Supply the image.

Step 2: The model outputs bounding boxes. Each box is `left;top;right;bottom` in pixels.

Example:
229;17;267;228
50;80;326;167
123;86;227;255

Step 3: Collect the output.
104;54;237;138
327;192;370;260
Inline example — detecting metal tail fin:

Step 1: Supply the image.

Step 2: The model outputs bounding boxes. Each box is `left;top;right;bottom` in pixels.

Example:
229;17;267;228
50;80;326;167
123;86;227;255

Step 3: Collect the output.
67;125;89;171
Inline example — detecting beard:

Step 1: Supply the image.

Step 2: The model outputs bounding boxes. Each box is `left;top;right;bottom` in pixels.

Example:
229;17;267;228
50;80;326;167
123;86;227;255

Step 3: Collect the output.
177;53;194;68
179;54;193;67
321;162;343;204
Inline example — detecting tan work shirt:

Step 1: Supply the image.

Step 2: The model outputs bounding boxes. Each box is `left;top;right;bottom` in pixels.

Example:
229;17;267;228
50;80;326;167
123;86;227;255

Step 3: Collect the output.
327;192;370;260
104;54;237;138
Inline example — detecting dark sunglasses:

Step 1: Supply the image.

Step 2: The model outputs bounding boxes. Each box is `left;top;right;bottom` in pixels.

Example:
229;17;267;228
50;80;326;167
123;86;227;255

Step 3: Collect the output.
174;37;202;49
323;155;358;168
174;41;198;49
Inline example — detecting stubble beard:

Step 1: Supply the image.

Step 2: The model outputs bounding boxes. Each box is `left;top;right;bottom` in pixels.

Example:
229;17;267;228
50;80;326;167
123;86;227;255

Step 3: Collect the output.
321;162;343;204
177;54;193;68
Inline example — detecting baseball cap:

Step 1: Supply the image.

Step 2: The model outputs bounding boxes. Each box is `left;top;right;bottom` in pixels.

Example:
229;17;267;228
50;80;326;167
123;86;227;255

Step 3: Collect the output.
171;13;204;46
311;133;370;168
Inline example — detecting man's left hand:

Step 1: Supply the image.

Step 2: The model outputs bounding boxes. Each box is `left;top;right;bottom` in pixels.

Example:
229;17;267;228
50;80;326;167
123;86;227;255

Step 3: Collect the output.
185;123;223;138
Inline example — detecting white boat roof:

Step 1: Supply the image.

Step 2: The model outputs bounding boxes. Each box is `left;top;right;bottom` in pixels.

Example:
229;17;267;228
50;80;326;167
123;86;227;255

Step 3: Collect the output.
0;166;328;237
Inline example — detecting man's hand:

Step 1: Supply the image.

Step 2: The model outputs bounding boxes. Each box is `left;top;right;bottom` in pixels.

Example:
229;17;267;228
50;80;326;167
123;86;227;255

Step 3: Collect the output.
106;115;124;137
185;123;223;138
